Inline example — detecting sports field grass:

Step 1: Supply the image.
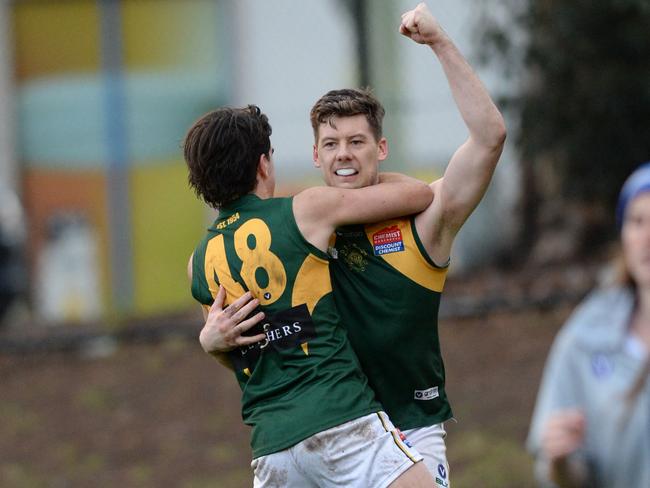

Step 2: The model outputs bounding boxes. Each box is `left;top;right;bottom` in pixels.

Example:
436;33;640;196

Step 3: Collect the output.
0;303;571;487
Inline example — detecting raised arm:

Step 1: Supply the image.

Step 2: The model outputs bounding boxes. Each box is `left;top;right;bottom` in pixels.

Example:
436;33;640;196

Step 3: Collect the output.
293;173;433;252
401;2;506;264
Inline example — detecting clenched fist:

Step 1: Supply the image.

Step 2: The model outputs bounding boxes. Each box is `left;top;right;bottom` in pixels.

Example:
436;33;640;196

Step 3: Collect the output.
399;2;447;47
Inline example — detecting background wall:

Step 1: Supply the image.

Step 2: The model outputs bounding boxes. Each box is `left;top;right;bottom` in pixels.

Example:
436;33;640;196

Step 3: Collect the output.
2;0;515;324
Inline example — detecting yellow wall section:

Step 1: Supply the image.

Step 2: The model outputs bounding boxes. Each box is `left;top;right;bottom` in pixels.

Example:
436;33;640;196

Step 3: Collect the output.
13;2;100;80
130;161;206;315
121;0;219;70
364;219;447;292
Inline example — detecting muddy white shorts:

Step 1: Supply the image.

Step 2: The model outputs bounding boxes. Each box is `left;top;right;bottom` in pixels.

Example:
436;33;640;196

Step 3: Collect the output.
403;423;450;488
251;411;423;488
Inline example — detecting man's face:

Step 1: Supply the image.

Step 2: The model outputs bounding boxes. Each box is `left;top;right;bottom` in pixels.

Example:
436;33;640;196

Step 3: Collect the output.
312;114;387;189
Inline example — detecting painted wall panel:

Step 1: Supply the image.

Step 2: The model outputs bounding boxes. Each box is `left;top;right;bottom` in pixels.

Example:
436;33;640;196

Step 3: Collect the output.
122;0;220;70
129;161;206;315
13;1;100;80
13;1;225;320
19;75;106;166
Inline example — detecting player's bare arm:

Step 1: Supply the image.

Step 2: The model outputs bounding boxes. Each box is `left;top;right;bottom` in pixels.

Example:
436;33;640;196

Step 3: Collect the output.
401;2;507;265
293;173;433;252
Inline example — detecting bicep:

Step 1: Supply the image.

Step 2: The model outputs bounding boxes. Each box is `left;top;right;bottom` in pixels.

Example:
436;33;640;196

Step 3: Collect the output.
439;138;502;228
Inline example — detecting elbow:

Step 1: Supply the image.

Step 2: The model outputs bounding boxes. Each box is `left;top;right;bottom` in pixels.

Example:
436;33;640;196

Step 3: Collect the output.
476;117;506;166
471;115;506;157
489;115;507;151
497;119;507;147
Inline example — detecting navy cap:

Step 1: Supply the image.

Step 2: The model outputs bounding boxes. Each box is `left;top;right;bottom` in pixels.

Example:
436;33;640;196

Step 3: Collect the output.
616;161;650;229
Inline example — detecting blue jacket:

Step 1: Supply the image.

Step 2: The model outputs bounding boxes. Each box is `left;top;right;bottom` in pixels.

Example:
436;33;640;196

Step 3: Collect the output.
527;286;650;488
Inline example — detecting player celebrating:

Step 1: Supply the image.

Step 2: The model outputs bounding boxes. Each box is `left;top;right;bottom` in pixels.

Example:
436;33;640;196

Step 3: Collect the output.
201;3;506;486
186;104;437;486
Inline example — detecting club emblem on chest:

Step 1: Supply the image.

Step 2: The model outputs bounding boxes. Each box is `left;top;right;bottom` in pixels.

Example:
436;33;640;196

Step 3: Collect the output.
340;243;369;272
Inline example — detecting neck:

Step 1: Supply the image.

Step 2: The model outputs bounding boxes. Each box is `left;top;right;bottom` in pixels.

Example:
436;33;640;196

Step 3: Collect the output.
253;181;274;200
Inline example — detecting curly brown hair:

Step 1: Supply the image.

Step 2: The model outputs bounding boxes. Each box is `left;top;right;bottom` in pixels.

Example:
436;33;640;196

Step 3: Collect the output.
184;105;272;208
309;88;385;142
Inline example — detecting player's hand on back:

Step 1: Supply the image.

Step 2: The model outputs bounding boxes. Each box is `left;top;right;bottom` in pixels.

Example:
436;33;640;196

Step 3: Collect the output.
200;285;266;353
399;2;446;46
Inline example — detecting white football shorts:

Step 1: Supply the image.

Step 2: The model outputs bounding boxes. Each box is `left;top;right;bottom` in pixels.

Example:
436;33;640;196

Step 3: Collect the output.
252;411;423;488
403;423;450;488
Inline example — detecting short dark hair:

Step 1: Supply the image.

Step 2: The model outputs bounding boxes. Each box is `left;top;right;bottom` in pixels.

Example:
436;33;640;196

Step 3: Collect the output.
184;105;272;208
310;88;385;142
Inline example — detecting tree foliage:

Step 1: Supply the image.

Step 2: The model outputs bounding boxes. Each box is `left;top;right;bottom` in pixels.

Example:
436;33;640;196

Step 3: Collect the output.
478;0;650;247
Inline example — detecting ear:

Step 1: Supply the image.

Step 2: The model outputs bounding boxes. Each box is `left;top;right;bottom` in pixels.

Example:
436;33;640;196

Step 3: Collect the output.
312;144;321;168
377;137;388;162
258;153;271;179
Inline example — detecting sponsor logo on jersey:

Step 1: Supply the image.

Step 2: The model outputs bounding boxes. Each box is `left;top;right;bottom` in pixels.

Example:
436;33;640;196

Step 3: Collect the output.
372;225;404;256
229;304;316;375
414;386;439;401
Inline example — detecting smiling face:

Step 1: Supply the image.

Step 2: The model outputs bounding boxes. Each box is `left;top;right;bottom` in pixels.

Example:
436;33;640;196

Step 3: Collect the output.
312;114;388;189
622;192;650;288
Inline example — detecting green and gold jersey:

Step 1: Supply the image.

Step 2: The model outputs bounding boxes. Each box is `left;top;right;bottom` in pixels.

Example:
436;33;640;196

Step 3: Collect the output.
191;194;380;458
330;216;452;430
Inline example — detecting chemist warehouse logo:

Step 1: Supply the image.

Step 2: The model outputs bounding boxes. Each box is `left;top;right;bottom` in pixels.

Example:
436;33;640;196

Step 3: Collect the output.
372;226;404;256
228;304;316;376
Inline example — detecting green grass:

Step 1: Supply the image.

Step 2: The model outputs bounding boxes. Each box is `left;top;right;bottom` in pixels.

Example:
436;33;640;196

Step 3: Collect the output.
0;463;47;488
448;430;535;488
74;385;118;412
0;402;40;436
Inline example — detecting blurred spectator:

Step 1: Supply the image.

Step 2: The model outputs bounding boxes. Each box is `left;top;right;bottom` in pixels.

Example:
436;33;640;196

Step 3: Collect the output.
0;187;27;327
527;162;650;487
36;212;101;324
